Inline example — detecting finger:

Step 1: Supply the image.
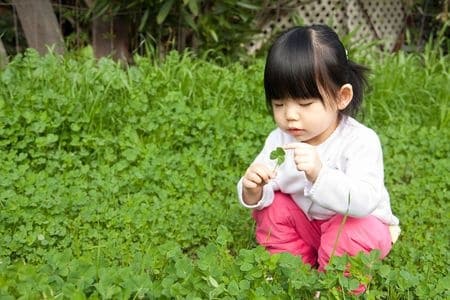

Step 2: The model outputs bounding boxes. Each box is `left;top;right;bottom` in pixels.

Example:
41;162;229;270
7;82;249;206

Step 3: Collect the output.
283;142;302;150
294;152;310;161
245;172;264;185
256;170;272;184
254;165;275;181
242;178;258;189
284;143;311;155
250;167;274;184
295;158;312;167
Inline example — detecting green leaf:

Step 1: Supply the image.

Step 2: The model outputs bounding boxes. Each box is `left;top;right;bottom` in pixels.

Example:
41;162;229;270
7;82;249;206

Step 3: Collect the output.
208;29;218;42
122;148;139;162
187;0;199;16
182;14;197;31
175;257;192;278
157;0;175;24
239;262;253;272
227;280;240;295
270;147;285;166
138;9;150;32
236;2;261;10
35;133;59;146
207;275;219;288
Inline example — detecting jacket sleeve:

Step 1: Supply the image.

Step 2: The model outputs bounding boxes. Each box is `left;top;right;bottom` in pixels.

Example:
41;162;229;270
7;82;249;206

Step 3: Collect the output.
304;130;388;217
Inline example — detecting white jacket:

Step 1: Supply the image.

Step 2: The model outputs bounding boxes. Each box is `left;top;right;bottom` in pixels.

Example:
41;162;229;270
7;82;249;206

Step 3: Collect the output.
237;116;399;225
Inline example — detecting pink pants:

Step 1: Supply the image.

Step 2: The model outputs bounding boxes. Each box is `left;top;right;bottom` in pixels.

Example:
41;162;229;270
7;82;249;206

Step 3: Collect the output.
253;192;392;270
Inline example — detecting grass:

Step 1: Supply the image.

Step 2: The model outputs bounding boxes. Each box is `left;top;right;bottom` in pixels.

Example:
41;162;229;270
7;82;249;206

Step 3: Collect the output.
0;41;448;298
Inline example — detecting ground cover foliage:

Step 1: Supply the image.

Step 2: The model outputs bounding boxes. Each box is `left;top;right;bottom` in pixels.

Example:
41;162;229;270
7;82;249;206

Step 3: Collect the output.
0;45;448;299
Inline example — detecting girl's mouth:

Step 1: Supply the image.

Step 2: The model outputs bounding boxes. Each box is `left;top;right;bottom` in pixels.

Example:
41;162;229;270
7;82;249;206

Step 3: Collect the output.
287;128;305;135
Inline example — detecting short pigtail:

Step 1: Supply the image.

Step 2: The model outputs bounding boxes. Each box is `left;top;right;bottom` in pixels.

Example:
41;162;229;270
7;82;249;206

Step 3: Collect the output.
344;60;370;116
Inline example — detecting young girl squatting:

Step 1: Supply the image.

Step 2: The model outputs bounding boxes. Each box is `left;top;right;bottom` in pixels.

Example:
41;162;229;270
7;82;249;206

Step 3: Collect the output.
237;24;399;272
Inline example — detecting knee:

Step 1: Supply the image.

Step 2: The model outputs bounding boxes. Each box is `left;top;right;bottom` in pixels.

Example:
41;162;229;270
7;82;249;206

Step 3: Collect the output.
317;217;392;269
317;228;354;269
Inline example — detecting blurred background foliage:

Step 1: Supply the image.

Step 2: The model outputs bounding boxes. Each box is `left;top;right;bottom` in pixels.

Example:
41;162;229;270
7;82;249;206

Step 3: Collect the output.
0;0;266;63
0;0;448;64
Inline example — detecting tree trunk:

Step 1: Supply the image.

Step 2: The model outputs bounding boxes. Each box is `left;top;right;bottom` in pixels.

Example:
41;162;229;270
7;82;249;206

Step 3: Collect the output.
0;37;8;67
111;17;131;63
91;14;113;58
11;0;64;55
83;0;131;63
92;15;131;63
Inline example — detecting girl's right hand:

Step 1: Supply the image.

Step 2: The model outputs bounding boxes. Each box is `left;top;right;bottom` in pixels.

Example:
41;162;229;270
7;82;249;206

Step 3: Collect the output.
242;163;275;190
242;163;275;205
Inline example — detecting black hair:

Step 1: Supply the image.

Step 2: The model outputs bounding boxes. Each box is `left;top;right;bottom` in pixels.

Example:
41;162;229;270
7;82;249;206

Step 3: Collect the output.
264;24;369;116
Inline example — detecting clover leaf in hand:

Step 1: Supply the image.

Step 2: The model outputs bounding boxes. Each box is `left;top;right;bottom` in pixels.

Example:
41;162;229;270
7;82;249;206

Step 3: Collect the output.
270;147;286;172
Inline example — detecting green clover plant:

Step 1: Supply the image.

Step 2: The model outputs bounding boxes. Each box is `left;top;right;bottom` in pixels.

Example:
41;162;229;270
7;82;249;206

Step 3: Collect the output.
329;193;351;263
270;147;286;172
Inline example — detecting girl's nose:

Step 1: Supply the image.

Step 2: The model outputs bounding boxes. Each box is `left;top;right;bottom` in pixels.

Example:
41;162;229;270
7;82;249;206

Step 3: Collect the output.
285;106;299;120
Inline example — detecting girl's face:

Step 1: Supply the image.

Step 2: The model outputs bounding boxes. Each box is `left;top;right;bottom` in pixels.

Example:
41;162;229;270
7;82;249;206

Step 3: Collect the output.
272;97;340;145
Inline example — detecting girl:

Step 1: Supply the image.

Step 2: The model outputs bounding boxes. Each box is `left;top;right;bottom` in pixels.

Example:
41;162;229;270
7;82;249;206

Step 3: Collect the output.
237;24;399;272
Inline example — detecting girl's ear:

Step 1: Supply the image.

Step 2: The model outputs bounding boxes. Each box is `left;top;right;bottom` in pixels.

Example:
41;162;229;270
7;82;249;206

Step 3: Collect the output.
337;84;353;110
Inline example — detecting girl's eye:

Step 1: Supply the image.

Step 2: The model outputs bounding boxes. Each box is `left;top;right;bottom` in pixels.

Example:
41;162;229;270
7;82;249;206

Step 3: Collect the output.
272;102;284;108
298;102;313;107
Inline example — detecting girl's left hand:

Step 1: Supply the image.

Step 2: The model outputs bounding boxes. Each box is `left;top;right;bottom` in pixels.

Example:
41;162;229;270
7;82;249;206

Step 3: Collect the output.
283;142;322;183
